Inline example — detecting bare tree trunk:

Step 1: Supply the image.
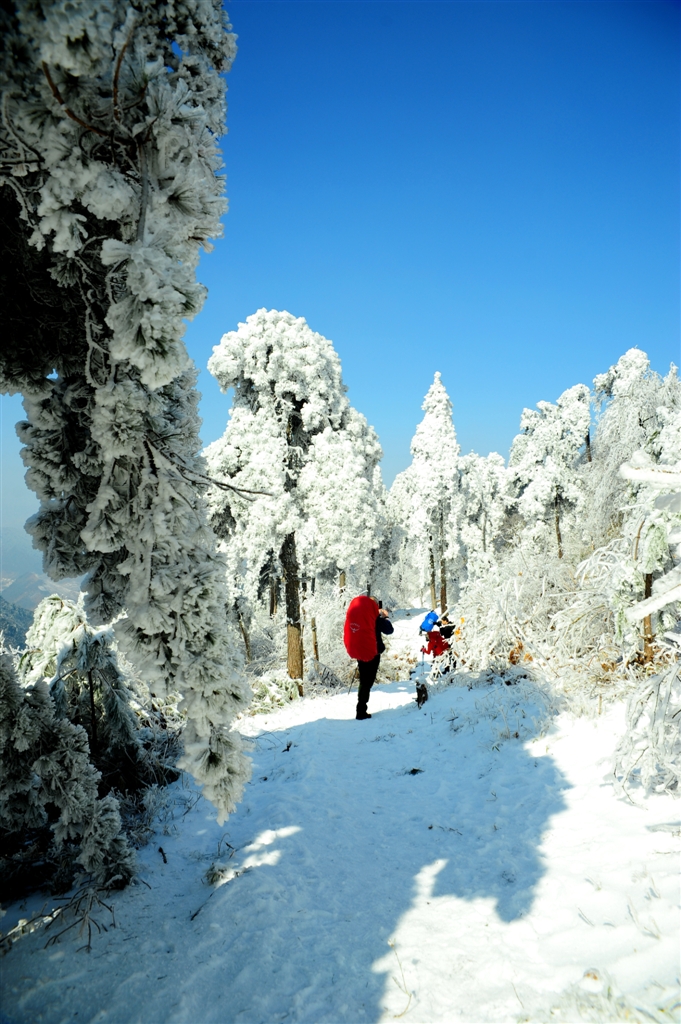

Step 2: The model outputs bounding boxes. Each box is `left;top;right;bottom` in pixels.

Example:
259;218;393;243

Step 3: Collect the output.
554;492;563;560
238;612;251;663
429;541;437;609
439;509;447;612
585;428;592;463
339;569;346;593
281;532;304;679
643;572;654;663
269;576;278;617
482;512;487;553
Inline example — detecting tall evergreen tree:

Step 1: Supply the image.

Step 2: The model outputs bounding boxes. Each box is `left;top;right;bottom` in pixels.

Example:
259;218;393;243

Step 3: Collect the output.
0;0;251;823
205;309;385;678
389;373;460;609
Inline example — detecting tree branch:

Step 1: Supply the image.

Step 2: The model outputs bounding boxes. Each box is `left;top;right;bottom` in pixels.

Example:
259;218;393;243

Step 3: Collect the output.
42;63;109;138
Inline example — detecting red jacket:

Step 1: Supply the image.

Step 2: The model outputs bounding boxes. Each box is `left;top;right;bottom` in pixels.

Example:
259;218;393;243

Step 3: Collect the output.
421;631;450;657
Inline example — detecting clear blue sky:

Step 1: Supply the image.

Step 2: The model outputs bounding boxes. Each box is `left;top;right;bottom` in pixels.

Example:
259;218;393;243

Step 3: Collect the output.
1;0;679;540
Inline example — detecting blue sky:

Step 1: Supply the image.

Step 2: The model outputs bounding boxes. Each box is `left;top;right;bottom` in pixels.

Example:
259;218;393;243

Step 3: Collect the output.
1;0;679;539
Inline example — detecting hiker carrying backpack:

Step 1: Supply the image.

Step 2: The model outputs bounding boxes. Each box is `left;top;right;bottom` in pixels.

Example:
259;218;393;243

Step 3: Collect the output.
419;610;440;634
344;595;393;720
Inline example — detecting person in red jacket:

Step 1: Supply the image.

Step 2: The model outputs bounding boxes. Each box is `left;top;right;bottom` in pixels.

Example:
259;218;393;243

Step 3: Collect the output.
344;596;394;720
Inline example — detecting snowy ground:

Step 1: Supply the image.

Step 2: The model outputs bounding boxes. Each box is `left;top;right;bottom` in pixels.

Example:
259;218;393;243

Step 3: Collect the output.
2;612;679;1024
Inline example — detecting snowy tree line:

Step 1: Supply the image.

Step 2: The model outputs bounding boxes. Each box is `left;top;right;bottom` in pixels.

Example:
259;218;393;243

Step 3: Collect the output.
388;351;680;685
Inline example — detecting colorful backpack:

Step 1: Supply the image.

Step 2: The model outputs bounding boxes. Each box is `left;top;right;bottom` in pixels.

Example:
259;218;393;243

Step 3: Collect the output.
344;595;379;661
419;610;439;633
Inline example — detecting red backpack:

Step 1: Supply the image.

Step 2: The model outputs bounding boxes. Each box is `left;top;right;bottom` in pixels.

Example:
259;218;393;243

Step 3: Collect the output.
344;596;379;661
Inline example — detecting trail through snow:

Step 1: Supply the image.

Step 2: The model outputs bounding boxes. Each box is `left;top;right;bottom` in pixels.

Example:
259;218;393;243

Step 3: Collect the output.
2;612;679;1023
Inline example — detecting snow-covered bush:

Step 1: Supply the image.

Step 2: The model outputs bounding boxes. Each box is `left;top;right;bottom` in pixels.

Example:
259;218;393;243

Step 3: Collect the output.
614;664;681;798
0;0;251;824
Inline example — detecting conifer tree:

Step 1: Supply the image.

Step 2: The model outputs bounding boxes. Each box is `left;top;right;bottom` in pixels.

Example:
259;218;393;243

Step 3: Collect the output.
21;596;142;791
0;652;135;896
205;309;385;678
0;0;251;822
389;373;460;608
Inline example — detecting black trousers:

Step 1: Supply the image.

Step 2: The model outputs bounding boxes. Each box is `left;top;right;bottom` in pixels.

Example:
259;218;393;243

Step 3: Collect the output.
356;654;381;716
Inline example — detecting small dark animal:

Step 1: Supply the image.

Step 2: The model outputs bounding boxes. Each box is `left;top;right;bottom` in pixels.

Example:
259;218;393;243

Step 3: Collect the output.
416;681;429;708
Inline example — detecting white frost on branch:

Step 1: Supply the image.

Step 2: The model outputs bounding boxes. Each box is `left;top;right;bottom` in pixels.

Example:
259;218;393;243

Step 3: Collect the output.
0;0;251;823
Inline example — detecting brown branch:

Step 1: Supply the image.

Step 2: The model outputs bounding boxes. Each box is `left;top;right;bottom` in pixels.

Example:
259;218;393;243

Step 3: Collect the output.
41;62;109;138
146;437;273;499
113;21;136;121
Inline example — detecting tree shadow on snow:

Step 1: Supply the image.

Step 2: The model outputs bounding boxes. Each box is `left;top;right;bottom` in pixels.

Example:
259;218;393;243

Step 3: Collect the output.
170;682;570;1024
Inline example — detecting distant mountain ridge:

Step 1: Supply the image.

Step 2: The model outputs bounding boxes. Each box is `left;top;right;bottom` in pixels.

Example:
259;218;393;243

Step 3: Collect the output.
1;572;82;611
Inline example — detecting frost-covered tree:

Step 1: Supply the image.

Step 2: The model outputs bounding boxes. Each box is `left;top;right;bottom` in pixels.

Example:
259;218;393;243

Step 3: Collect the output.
452;352;680;687
205;309;385;679
509;384;591;558
588;349;681;547
389;373;460;609
20;596;142;791
0;0;251;822
0;652;135;897
458;451;509;578
617;410;681;654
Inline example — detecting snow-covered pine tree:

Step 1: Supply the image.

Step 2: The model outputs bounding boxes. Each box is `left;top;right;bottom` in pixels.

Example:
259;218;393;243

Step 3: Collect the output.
20;596;143;792
0;652;135;897
509;384;591;559
389;373;460;610
0;0;251;822
205;309;385;678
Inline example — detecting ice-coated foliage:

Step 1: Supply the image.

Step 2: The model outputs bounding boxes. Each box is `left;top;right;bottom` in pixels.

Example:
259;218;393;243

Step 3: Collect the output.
19;596;141;788
614;664;681;797
509;383;591;557
0;0;251;823
588;349;681;547
388;373;461;605
458;451;509;579
0;652;135;893
205;309;385;599
388;351;681;715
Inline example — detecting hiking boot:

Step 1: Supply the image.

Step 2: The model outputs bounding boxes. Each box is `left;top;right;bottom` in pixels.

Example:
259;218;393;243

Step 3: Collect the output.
356;711;372;720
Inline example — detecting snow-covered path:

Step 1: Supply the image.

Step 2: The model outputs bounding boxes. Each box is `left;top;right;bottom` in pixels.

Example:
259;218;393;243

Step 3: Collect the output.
2;614;679;1023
